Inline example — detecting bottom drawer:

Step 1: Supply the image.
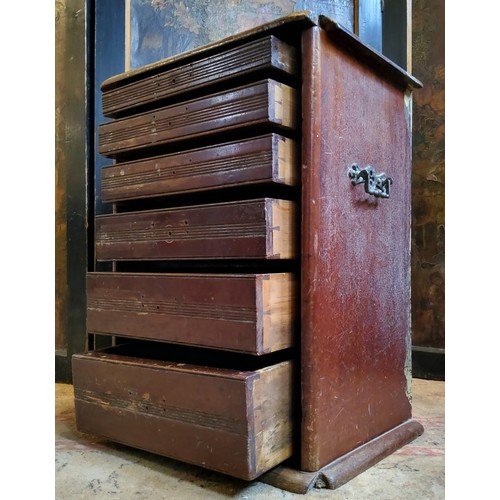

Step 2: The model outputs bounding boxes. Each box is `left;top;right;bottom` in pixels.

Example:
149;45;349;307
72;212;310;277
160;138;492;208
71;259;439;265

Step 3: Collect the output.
72;345;294;480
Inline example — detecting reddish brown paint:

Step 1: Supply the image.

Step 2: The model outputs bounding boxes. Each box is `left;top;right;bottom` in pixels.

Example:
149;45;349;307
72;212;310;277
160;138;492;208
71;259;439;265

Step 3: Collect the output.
300;26;413;470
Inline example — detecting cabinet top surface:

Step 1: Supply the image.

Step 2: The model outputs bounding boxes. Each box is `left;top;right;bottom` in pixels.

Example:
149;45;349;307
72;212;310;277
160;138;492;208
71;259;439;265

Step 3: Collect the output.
101;11;421;92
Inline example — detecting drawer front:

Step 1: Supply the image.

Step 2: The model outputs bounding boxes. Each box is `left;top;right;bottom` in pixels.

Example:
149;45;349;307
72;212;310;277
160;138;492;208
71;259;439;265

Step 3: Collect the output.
102;36;298;118
101;134;298;202
87;272;297;354
95;198;297;261
98;80;298;157
72;351;294;480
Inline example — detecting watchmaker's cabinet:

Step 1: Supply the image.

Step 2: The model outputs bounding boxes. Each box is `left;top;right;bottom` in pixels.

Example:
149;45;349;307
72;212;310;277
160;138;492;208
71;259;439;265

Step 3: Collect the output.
72;13;422;489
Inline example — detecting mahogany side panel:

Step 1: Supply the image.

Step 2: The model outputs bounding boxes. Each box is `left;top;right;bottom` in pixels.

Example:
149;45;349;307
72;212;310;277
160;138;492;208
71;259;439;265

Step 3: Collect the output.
300;27;413;471
87;272;297;354
101;134;298;203
72;351;294;480
98;80;298;158
95;198;297;261
102;36;298;118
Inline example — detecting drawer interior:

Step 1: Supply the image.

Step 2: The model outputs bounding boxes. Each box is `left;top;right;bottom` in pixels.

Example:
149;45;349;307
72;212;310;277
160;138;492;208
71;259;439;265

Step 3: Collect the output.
86;340;295;373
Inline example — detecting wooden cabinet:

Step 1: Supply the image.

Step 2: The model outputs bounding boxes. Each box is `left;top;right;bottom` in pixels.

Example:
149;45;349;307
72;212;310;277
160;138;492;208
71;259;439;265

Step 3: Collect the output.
73;12;423;492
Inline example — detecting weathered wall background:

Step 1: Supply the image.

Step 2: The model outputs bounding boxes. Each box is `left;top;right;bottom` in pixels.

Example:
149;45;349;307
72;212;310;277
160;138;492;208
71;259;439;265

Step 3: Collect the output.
128;0;355;68
411;0;445;348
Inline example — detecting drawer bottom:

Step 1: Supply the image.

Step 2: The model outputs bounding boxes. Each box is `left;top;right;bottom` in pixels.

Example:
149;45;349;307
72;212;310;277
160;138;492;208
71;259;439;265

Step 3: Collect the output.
72;345;294;480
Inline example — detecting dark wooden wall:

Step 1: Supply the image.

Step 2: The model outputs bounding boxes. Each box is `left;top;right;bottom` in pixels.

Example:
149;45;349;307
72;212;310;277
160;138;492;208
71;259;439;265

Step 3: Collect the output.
55;0;89;382
56;0;125;382
411;0;445;350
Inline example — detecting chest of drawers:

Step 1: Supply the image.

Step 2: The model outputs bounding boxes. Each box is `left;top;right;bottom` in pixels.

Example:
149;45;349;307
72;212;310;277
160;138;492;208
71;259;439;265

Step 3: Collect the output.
72;12;423;492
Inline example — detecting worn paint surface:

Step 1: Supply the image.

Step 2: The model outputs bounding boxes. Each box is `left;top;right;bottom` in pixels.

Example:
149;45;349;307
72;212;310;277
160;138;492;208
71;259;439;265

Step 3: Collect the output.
300;27;414;471
411;0;445;348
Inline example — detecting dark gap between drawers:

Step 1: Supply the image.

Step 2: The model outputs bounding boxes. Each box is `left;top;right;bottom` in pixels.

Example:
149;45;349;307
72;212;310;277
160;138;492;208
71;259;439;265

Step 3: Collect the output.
92;338;296;371
106;123;300;163
112;183;299;213
112;259;300;274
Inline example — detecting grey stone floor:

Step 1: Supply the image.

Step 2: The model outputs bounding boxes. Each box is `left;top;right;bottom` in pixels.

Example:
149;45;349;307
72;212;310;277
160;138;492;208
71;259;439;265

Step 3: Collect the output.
55;378;444;499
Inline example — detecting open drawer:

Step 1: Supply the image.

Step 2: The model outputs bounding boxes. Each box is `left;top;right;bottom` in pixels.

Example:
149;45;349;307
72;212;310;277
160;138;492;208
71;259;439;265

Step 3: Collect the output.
72;344;294;480
87;272;297;355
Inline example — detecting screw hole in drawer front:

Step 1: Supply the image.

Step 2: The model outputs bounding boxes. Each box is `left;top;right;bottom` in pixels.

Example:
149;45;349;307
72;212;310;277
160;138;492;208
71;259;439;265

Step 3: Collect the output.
72;342;295;480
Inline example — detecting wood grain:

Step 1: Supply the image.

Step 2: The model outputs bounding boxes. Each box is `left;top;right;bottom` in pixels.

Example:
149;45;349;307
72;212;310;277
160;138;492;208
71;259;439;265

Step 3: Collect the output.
252;361;294;473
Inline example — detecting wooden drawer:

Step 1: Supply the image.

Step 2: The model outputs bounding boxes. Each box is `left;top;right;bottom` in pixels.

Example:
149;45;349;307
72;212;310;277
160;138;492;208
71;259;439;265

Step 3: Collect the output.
87;272;297;354
98;79;298;158
95;198;297;261
101;134;298;202
102;35;298;118
72;346;294;480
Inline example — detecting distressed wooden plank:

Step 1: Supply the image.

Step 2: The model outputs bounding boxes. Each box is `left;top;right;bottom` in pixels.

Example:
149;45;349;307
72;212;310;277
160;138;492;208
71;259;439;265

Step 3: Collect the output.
251;361;294;473
101;134;298;203
87;272;297;354
94;198;298;261
72;350;293;480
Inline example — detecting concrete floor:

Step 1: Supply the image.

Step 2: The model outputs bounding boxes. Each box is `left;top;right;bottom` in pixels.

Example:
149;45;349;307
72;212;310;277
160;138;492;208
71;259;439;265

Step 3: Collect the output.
55;378;444;499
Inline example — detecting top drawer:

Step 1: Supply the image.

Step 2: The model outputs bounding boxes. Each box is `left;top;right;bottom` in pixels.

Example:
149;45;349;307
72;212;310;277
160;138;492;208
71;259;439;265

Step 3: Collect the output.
101;35;298;118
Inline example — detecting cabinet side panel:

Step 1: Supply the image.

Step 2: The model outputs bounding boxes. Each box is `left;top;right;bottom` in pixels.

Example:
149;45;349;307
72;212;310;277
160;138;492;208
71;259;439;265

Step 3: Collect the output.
301;28;412;471
300;26;324;470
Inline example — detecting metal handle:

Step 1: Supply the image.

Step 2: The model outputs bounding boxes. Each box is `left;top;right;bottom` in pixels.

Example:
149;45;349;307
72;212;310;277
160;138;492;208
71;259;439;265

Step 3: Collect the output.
348;164;393;199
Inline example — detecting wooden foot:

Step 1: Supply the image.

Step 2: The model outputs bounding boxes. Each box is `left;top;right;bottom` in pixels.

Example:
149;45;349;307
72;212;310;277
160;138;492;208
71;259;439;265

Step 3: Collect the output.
259;419;424;494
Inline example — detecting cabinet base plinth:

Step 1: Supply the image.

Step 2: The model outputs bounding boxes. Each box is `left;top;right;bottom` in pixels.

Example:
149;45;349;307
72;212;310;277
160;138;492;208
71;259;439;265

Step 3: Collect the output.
259;419;424;494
